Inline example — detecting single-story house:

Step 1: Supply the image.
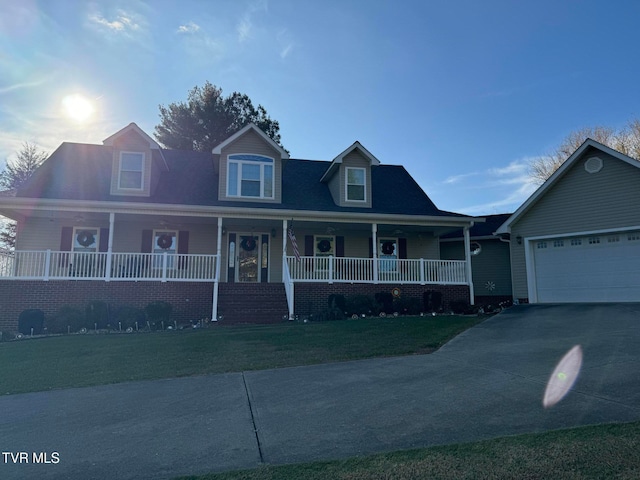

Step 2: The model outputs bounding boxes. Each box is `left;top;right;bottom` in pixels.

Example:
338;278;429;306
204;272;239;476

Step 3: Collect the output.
0;123;481;329
440;213;512;306
496;139;640;303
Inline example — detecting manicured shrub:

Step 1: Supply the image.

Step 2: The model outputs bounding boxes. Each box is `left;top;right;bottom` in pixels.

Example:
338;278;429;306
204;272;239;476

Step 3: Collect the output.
145;301;173;329
18;309;45;335
345;295;377;316
86;300;110;329
327;294;346;313
449;300;475;315
392;297;422;315
114;305;145;331
375;292;394;314
423;290;443;312
47;306;86;334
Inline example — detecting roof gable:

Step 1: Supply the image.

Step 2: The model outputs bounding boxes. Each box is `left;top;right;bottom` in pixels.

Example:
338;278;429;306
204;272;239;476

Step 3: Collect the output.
103;123;160;150
320;141;381;182
496;139;640;234
211;123;289;159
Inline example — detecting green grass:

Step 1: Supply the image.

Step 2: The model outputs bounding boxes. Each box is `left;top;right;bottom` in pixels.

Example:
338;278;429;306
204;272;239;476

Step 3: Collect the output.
0;315;483;395
179;421;640;480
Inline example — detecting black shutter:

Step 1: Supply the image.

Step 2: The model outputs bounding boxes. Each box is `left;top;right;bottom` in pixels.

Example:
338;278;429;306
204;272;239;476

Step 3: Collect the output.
141;230;153;253
178;231;189;269
398;238;407;259
99;228;109;252
305;235;314;256
59;227;73;267
336;236;345;257
368;237;373;258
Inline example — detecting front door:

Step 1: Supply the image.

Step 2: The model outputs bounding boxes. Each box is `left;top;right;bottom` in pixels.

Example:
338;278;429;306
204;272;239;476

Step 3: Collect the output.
228;233;268;282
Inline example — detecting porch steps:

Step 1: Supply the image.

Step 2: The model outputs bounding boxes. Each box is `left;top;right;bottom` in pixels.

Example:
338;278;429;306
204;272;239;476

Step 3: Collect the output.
217;283;289;324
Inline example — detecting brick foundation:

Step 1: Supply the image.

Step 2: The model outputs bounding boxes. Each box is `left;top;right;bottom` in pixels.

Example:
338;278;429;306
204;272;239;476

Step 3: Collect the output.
294;283;470;316
0;280;214;332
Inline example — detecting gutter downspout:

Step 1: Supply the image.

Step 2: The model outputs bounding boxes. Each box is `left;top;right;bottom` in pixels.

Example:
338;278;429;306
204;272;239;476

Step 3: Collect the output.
212;217;222;322
105;212;115;281
463;223;475;305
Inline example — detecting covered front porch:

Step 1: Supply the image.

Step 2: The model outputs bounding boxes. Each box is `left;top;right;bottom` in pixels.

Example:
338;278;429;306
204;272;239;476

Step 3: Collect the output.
0;202;477;322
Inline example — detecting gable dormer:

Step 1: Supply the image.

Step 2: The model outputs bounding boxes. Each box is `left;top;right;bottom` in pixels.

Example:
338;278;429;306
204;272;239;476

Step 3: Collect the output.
103;123;166;197
213;123;289;203
320;141;380;208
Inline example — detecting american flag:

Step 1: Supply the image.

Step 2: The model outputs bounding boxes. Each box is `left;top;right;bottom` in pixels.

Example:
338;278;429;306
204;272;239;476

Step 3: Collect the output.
288;225;300;262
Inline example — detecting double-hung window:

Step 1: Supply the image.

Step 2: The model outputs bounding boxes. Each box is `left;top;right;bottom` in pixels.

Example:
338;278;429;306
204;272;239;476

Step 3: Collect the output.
118;152;144;190
227;154;274;199
345;167;366;202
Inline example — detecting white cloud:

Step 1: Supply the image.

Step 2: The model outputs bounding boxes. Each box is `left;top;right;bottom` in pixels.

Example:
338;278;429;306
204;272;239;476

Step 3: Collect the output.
237;16;252;42
277;29;294;59
0;79;49;95
443;172;479;185
439;157;539;215
177;22;200;34
89;12;140;32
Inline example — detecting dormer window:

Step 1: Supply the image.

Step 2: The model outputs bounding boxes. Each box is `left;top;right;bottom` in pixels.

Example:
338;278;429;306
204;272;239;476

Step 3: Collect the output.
227;154;274;199
346;167;366;202
118;152;144;190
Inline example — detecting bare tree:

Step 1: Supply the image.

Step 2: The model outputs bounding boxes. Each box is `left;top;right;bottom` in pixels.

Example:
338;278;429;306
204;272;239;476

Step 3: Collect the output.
0;142;48;248
529;121;640;184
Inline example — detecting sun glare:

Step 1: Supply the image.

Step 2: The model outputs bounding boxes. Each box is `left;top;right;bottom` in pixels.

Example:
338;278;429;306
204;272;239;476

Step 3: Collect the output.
62;94;95;122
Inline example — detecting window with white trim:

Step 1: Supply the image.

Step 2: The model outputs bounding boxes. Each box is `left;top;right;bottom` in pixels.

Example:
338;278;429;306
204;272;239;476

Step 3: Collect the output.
570;238;582;246
227;154;274;199
553;239;564;247
628;233;640;241
345;167;366;201
607;235;620;243
153;230;178;269
118;152;144;190
536;241;547;249
73;227;99;252
314;235;334;271
588;237;601;245
379;238;398;272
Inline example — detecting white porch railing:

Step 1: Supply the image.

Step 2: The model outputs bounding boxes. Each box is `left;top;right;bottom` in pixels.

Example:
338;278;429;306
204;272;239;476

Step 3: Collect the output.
286;255;468;285
0;250;219;282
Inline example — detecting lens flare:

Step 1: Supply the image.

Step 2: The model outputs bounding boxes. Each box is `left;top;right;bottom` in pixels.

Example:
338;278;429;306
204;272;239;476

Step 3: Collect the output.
543;345;583;408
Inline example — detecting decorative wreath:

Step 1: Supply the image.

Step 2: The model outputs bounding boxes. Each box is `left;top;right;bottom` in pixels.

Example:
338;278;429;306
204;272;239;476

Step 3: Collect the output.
381;241;395;255
157;234;173;250
76;230;95;248
391;287;401;298
317;239;331;253
240;236;257;251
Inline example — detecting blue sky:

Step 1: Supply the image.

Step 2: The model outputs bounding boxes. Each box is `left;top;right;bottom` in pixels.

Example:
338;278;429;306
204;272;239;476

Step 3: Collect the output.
1;0;639;215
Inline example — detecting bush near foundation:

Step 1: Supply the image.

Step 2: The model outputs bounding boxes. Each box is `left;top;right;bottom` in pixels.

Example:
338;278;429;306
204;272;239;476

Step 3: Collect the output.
47;305;86;334
18;309;45;335
144;301;173;329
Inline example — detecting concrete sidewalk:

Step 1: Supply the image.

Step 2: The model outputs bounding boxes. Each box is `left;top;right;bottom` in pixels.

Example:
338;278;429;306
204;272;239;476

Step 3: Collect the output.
2;304;640;479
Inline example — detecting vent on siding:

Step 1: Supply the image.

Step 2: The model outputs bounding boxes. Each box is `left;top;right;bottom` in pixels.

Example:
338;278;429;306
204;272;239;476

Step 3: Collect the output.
584;156;603;173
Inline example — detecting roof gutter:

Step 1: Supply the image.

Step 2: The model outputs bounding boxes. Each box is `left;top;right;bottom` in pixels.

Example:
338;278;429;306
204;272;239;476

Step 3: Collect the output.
0;197;477;228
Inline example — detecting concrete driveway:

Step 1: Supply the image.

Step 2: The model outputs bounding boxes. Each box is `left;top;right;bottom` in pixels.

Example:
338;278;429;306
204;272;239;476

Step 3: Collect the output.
1;304;640;479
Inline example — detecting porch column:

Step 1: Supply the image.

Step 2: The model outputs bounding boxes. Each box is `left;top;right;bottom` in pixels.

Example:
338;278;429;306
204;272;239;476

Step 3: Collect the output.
282;219;287;261
105;212;115;281
463;225;475;305
212;217;223;322
372;223;378;283
282;219;294;319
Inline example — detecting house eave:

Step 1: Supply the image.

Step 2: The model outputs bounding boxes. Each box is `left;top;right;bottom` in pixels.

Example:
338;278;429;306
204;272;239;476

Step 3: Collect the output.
0;197;476;227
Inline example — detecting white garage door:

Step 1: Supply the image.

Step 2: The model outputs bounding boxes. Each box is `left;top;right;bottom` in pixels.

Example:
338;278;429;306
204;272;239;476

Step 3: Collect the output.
533;232;640;302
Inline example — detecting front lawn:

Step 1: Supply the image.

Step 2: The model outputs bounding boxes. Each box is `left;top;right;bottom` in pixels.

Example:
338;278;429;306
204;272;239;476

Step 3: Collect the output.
0;315;484;395
179;421;640;480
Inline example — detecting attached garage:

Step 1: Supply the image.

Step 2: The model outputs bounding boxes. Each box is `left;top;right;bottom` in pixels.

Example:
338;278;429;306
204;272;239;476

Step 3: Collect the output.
529;231;640;302
497;139;640;304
